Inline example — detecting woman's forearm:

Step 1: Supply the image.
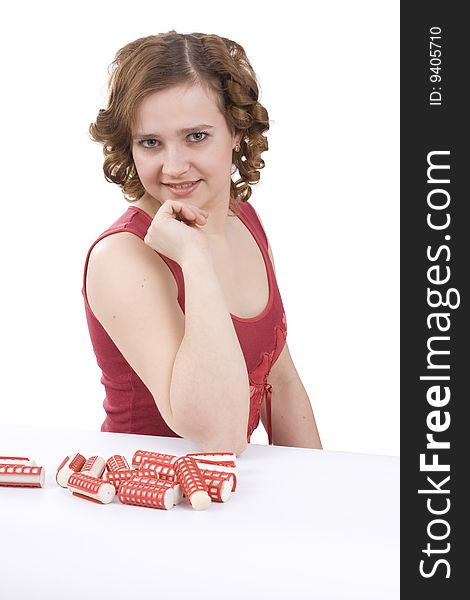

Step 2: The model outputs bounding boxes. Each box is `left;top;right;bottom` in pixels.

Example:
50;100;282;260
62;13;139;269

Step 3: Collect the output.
269;376;322;449
170;250;250;453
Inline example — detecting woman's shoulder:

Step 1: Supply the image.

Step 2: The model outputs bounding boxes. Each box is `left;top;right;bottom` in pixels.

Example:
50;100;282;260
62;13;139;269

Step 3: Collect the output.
85;229;179;323
86;207;176;296
86;206;150;258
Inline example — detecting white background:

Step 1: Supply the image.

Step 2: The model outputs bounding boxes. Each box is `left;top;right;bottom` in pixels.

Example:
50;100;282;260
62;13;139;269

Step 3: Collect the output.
0;0;399;456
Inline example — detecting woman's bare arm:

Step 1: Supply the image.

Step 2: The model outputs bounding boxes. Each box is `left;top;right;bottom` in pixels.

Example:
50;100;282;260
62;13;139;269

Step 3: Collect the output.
171;248;250;453
86;233;249;455
262;343;322;449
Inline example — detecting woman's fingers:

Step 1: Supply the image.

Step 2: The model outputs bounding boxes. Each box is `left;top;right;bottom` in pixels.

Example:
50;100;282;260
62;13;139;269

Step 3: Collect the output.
156;200;208;226
182;205;197;219
145;200;211;260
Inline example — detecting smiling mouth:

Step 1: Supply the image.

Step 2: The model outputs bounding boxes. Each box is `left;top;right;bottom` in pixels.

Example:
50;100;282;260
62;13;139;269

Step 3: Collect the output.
164;180;200;188
164;180;201;195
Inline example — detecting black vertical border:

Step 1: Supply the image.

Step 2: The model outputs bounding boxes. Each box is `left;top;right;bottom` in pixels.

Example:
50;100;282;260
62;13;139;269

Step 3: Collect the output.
401;1;468;596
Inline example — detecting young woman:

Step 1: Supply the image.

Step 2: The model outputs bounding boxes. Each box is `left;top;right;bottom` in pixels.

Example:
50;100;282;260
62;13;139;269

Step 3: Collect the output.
83;31;322;455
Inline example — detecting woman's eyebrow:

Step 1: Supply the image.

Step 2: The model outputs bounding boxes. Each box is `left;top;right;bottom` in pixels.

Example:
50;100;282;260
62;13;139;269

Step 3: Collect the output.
133;124;214;138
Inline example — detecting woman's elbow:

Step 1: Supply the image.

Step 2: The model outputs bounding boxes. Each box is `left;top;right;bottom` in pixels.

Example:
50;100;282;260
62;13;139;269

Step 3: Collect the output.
198;432;248;457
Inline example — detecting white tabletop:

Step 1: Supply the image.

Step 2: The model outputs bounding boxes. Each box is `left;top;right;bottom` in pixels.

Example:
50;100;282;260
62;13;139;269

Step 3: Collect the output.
0;425;399;599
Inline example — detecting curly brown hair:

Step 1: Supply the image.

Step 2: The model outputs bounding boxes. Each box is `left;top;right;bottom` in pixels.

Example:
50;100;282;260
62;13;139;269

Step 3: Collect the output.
89;31;270;209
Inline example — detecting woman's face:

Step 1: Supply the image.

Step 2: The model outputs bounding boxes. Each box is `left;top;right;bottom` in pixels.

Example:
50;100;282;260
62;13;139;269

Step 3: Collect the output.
131;83;239;210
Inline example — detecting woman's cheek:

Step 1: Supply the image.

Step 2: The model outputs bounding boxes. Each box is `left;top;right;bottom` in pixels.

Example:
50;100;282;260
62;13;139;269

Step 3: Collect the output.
134;157;154;184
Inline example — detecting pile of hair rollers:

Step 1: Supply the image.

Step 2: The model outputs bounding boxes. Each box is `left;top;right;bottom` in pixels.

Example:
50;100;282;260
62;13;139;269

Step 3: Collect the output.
1;451;237;511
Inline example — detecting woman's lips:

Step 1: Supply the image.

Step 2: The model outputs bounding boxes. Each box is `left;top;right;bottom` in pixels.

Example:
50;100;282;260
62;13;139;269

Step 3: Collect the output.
164;180;201;196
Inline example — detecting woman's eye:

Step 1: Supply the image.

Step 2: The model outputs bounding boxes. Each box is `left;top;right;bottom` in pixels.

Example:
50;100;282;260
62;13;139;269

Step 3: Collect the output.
188;131;209;142
140;139;158;149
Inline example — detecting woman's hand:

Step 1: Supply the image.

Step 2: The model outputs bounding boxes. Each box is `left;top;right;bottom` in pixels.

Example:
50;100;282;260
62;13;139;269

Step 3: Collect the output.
144;200;210;264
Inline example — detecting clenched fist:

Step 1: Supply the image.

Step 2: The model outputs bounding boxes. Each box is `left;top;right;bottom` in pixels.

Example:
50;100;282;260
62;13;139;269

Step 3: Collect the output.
144;200;211;265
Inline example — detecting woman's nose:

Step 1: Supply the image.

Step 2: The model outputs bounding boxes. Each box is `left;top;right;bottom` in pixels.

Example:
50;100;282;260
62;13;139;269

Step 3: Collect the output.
161;146;190;178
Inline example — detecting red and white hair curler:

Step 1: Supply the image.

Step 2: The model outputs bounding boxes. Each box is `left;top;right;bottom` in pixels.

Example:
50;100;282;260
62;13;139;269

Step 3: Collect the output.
118;476;175;510
106;455;130;473
81;456;106;479
56;453;86;488
0;456;37;466
193;461;236;476
186;452;236;468
199;468;237;494
139;460;177;482
104;468;152;492
174;456;211;511
131;450;177;470
0;464;45;488
67;472;115;504
135;473;183;505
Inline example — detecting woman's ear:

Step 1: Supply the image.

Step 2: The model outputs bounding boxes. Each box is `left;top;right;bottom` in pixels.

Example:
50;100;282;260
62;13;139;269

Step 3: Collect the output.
233;132;242;148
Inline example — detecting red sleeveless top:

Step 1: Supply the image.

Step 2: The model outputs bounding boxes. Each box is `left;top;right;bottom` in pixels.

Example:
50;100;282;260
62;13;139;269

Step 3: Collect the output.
82;200;287;445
